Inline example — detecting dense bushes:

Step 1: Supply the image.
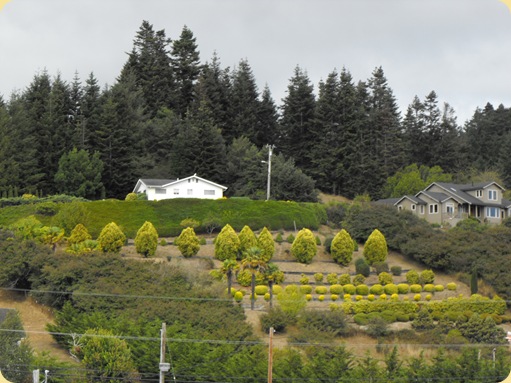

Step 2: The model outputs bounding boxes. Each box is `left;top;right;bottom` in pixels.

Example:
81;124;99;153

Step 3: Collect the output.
291;228;317;263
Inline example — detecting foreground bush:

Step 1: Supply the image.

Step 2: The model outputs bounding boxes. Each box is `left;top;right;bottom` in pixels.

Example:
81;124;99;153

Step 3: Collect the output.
291;228;317;263
330;229;354;266
98;222;126;254
135;221;159;257
363;229;387;265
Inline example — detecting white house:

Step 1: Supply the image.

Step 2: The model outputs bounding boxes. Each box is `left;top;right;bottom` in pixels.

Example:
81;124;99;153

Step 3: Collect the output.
133;174;227;201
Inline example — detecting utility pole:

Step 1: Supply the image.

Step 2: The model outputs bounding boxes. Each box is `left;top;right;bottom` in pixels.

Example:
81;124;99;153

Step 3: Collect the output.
159;323;170;383
268;327;274;383
263;144;275;201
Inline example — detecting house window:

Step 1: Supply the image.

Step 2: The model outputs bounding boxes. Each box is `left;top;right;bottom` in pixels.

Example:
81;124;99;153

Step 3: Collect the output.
488;190;497;201
398;205;403;211
174;189;180;195
155;188;166;195
429;204;438;214
476;190;483;198
411;204;416;211
446;204;454;214
420;205;424;214
187;189;193;196
204;190;215;196
486;207;499;218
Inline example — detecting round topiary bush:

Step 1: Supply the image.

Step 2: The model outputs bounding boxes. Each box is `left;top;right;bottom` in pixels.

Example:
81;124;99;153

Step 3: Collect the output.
356;284;369;296
306;294;312;301
368;294;375;301
255;285;269;295
234;291;244;302
338;273;351;285
343;294;352;301
390;265;402;276
285;284;299;293
356;295;363;301
397;283;410;294
420;269;435;284
369;284;384;295
318;295;325;302
300;285;313;294
352;274;366;286
378;272;393;286
299;274;310;285
331;294;339;301
343;284;356;295
414;294;421;301
380;294;387;301
330;229;355;266
447;282;457;291
410;284;422;293
264;293;271;301
425;294;432;301
290;229;317;263
355;258;370;277
363;229;388;265
272;285;283;294
423;284;435;293
315;286;328;295
391;293;399;301
326;273;338;285
313;273;324;283
384;283;398;295
406;270;420;284
435;285;445;292
396;313;410;322
329;284;343;294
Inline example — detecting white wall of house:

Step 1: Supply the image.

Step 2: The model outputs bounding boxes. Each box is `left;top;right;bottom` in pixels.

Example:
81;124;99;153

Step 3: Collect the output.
136;176;226;201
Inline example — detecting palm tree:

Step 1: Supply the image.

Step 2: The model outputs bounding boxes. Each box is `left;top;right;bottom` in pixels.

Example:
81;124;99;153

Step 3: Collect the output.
221;259;239;296
264;263;284;309
241;246;267;310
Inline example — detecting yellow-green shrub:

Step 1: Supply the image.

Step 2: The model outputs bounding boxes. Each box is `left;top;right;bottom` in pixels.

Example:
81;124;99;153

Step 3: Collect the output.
447;282;457;291
414;294;421;301
264;293;271;301
300;285;313;294
234;291;244;302
356;284;369;296
305;294;312;301
397;283;409;294
369;284;384;295
384;284;398;295
318;295;325;302
272;285;283;294
331;294;339;301
410;284;422;293
380;294;387;300
425;294;432;301
315;286;328;294
435;285;445;292
255;285;269;295
338;273;351;285
423;284;435;293
368;294;375;302
329;284;343;294
343;284;356;295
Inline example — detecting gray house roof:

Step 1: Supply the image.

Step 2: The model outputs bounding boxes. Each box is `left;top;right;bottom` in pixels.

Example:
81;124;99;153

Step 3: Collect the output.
426;182;500;205
417;191;457;203
394;195;427;205
139;179;176;187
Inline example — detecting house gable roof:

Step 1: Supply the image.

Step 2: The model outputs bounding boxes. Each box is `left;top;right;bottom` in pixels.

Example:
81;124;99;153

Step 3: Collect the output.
425;182;486;205
134;174;227;193
416;191;458;204
395;195;427;206
162;174;227;190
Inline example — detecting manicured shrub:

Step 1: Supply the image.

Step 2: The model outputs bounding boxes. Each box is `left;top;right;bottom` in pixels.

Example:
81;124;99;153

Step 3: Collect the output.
384;284;398;295
431;311;442;321
318;295;325;302
380;294;387;300
410;284;422;293
363;229;387;265
299;285;313;294
264;293;271;302
315;286;328;294
286;234;295;243
343;294;352;301
238;225;258;254
98;222;126;254
414;294;422;301
305;294;312;301
435;285;445;292
356;260;370;278
331;294;339;301
356;284;369;296
160;239;168;246
373;261;389;274
352;274;366;286
285;284;299;293
356;295;363;301
425;294;432;301
175;226;200;258
272;285;283;295
343;284;356;295
323;236;333;253
369;284;384;295
299;274;310;285
338;273;351;285
378;272;393;285
423;284;435;293
396;283;408;294
67;223;92;246
391;293;399;301
313;273;324;283
420;269;435;284
290;229;317;263
255;285;269;295
330;284;343;294
258;227;275;261
237;270;264;287
275;233;284;243
234;291;244;302
125;192;137;201
326;273;338;285
396;313;410;322
330;229;355;266
260;307;293;332
406;270;420;284
381;310;396;323
447;282;457;291
390;265;402;276
315;236;321;245
215;224;240;261
367;294;375;301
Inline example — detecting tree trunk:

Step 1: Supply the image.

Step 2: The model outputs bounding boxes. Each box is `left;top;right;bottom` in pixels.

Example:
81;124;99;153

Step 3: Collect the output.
251;273;256;310
227;270;232;296
269;280;274;309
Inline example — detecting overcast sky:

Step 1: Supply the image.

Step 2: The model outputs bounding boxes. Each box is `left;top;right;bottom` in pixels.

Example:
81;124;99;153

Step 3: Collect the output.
1;0;510;124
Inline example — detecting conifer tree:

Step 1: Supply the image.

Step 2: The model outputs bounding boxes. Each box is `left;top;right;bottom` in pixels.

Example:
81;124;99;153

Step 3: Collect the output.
80;72;102;151
238;225;258;255
254;85;279;148
67;223;92;246
258;227;275;262
171;25;201;117
363;229;388;265
331;229;355;266
98;222;126;254
291;228;317;264
176;226;200;258
135;221;159;257
215;224;240;261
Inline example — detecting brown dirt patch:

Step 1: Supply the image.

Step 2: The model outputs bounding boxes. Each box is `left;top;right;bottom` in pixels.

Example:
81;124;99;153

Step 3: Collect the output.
0;290;76;363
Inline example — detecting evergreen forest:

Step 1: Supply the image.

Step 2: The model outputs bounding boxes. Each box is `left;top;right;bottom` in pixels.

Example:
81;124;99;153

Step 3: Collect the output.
1;20;511;202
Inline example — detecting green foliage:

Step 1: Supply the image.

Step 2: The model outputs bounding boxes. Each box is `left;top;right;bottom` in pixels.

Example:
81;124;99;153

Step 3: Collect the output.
329;284;343;294
255;285;269;295
258;227;275;262
410;284;422;293
363;229;387;265
343;284;356;295
352;274;366;286
286;233;295;243
419;269;435;284
447;282;457;291
277;285;306;318
36;201;59;216
369;284;384;295
326;273;338;285
275;233;283;243
355;258;370;277
298;309;348;336
260;307;295;332
97;222;126;253
406;270;420;284
323;236;333;253
67;223;92;246
52;202;91;236
0;310;33;383
214;224;240;261
397;284;409;294
384;164;451;198
373;261;389;274
134;221;159;257
299;285;313;294
366;317;390;338
125;192;137;201
423;284;435;293
315;286;328;294
383;284;398;295
338;273;350;285
378;272;393;285
175;227;200;258
390;265;402;276
180;218;200;229
238;225;258;254
356;284;369;295
290;228;317;263
9;215;43;240
299;274;310;285
330;229;354;266
81;328;139;382
412;308;435;330
313;273;324;283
